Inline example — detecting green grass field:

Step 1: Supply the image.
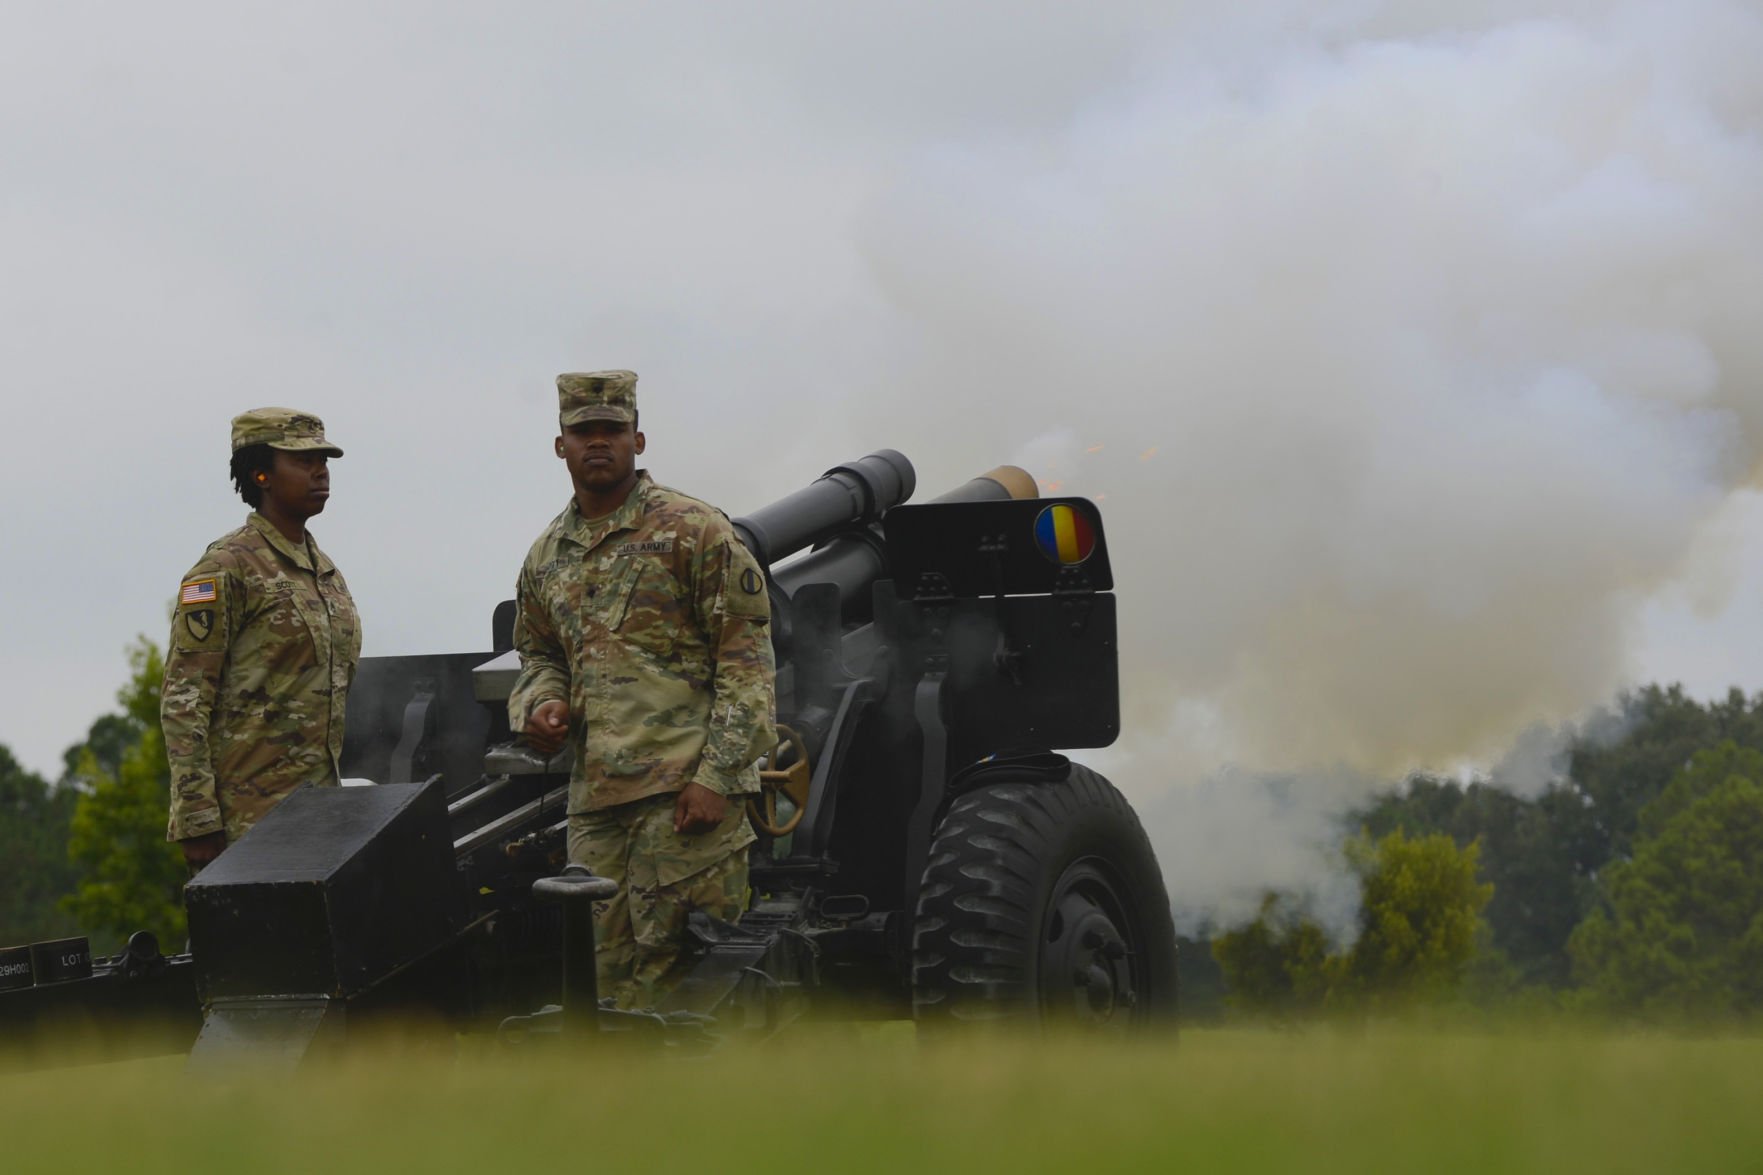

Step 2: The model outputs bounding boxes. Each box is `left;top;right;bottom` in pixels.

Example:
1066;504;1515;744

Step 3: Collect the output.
5;1025;1760;1173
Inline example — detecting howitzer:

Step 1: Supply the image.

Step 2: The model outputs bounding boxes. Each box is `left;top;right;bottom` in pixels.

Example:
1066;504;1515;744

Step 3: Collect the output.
2;451;1175;1068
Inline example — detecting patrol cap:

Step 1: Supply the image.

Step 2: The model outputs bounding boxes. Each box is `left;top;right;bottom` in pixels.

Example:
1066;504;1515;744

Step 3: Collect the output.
558;370;637;426
230;408;344;457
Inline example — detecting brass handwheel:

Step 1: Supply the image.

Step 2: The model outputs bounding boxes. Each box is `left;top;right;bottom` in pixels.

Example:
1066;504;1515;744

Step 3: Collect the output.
749;724;811;837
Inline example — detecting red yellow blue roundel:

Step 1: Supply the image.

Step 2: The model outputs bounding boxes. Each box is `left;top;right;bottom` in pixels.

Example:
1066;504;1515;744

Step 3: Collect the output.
1034;503;1096;565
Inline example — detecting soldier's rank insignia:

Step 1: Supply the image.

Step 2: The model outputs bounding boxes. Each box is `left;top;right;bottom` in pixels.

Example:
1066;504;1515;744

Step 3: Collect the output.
186;608;215;642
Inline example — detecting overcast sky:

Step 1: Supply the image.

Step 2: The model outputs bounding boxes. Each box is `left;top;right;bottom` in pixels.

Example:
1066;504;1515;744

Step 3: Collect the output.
6;1;1762;926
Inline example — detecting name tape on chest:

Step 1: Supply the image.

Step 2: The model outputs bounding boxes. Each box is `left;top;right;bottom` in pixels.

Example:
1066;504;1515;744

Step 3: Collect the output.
619;539;675;557
180;578;218;605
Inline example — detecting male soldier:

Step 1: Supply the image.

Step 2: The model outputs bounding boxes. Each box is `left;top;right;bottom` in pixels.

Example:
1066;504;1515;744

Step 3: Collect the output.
510;370;776;1009
163;408;361;870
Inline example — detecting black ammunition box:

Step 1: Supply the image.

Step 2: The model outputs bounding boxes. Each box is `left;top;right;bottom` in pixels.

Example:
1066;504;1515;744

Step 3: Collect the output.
185;781;463;1002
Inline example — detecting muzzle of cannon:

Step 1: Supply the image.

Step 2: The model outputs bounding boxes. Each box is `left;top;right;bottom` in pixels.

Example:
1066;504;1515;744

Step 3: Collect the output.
730;450;916;568
753;460;1039;644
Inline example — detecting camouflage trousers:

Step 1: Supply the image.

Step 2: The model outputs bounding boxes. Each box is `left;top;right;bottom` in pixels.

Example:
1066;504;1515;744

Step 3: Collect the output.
567;792;754;1011
218;777;335;845
183;779;337;878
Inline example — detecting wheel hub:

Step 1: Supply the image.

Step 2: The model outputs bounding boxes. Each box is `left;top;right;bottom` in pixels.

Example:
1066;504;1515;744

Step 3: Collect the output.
1040;861;1140;1028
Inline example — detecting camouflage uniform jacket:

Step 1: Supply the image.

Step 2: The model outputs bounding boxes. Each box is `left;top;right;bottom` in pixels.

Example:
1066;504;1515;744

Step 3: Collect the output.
509;472;777;814
163;511;361;842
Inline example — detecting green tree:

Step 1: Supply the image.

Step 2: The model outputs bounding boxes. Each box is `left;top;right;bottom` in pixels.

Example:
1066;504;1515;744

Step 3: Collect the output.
1210;894;1336;1017
0;745;82;944
1338;829;1493;1007
1569;764;1763;1021
60;639;186;952
1636;741;1763;841
1213;829;1492;1016
60;713;146;790
1569;685;1763;864
1360;775;1594;987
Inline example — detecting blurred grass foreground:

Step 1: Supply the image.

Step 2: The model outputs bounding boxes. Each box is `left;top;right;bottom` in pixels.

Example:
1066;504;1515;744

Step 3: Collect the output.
4;1025;1760;1174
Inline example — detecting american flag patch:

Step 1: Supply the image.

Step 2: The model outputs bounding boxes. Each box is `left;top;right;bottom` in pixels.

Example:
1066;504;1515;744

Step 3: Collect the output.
180;579;218;605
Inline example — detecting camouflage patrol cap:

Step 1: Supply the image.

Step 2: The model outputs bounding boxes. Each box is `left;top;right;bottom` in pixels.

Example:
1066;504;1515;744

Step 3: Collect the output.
558;371;638;426
230;408;344;457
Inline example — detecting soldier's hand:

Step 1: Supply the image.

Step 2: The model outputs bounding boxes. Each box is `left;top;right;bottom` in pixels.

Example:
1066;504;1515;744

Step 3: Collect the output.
525;700;571;755
180;831;227;869
674;782;727;835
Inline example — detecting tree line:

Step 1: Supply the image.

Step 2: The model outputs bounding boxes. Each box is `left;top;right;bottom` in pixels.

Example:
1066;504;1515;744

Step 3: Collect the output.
0;638;185;955
1198;684;1763;1023
4;642;1762;1025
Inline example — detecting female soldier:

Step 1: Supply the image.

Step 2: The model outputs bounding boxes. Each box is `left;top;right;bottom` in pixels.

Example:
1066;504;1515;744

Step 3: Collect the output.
162;408;362;870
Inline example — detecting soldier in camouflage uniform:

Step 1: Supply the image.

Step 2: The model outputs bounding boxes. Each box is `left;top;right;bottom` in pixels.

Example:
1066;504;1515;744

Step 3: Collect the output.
510;370;776;1009
163;408;361;871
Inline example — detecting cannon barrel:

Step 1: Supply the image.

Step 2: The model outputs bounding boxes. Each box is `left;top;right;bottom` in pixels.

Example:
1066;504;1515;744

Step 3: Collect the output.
731;450;916;568
770;464;1039;627
925;464;1039;505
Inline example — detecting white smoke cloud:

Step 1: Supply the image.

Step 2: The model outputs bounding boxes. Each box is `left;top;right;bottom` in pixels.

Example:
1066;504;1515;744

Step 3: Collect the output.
849;1;1763;925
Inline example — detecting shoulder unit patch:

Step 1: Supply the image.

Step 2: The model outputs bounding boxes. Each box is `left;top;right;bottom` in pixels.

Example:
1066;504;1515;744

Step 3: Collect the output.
185;609;215;642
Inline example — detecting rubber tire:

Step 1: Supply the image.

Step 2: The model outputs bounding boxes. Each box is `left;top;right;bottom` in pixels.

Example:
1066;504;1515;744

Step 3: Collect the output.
911;764;1178;1032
